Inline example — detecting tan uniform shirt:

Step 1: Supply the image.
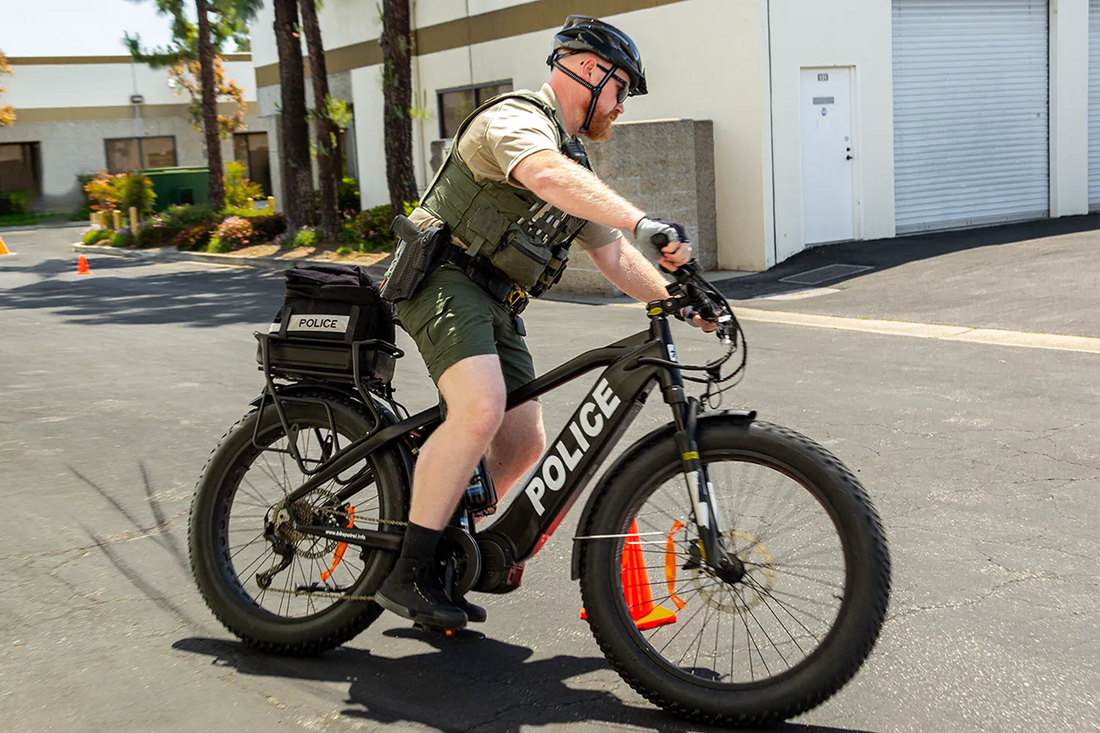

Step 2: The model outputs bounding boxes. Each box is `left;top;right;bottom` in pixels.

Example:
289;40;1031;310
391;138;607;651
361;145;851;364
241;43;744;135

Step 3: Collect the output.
410;83;621;251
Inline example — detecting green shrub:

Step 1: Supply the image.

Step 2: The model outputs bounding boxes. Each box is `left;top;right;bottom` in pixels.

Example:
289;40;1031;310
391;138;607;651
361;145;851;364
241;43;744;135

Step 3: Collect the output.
296;227;318;248
174;223;215;251
207;236;233;253
338;177;361;214
82;228;112;245
224;161;264;209
213;215;254;249
75;174;96;219
110;230;133;248
0;191;29;216
336;246;353;255
274;226;318;249
118;173;156;216
134;218;176;249
83;171;156;217
162;204;221;230
350;201;419;251
247;213;287;243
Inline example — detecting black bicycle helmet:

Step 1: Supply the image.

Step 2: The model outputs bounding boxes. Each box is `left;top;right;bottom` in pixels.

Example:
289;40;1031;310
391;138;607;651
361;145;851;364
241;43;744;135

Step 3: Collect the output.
546;15;647;134
548;15;647;96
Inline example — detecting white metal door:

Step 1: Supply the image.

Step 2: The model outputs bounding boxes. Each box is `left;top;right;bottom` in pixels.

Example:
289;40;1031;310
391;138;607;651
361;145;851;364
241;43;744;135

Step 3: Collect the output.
801;67;855;246
893;0;1049;233
1090;0;1100;209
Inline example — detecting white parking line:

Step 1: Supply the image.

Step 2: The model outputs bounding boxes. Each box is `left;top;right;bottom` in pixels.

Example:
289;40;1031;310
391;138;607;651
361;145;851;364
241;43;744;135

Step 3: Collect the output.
611;303;1100;354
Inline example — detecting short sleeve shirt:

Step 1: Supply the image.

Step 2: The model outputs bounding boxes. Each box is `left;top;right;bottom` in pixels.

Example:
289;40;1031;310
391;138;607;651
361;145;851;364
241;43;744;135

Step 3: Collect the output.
410;83;621;251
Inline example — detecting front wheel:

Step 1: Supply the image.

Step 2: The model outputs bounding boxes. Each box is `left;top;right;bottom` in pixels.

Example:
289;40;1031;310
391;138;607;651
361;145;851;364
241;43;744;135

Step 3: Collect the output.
578;418;890;727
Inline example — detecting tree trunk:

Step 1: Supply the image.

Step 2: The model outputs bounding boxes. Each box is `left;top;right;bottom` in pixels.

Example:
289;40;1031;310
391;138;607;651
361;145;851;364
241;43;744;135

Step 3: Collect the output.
379;0;418;219
273;0;314;229
299;0;338;243
196;0;225;210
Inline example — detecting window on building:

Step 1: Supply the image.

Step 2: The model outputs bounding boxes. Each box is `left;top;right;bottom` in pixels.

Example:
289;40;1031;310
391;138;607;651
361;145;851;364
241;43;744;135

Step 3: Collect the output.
104;136;178;174
232;131;272;196
438;80;514;140
0;142;42;197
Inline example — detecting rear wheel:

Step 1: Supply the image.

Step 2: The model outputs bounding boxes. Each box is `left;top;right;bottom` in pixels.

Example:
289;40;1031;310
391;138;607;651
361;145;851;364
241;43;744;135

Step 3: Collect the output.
578;418;890;726
189;392;409;655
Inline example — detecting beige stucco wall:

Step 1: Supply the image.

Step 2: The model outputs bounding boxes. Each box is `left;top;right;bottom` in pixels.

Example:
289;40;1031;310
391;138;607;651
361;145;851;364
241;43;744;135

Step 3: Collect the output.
1;57;261;211
766;0;895;263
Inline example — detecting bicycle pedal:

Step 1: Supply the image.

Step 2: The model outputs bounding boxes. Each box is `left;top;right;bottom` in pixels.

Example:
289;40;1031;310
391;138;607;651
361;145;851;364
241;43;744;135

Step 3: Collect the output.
411;622;462;637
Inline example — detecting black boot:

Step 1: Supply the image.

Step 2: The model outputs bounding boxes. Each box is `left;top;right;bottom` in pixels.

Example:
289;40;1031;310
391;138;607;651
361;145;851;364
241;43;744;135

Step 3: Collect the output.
375;558;468;630
454;595;487;623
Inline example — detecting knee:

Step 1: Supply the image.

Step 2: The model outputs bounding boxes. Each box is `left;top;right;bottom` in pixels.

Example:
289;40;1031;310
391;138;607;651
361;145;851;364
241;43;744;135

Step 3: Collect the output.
447;392;506;444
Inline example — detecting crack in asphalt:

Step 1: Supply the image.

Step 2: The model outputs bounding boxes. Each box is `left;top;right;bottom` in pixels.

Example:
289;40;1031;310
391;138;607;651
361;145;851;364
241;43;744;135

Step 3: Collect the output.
886;571;1057;623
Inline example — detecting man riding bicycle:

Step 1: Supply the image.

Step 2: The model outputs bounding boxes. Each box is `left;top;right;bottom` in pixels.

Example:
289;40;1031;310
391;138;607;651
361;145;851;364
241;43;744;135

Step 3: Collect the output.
376;14;715;629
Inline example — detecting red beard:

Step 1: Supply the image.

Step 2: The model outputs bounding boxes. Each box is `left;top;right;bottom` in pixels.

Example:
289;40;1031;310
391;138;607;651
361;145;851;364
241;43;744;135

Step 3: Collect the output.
582;98;615;143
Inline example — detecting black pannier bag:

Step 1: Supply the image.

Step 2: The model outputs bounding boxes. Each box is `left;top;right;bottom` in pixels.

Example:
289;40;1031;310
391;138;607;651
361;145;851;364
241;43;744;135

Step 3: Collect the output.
258;264;399;384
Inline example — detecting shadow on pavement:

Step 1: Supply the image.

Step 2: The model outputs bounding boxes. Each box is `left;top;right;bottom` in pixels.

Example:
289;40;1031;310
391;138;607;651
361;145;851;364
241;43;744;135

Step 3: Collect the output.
0;256;283;327
717;213;1100;300
174;632;874;733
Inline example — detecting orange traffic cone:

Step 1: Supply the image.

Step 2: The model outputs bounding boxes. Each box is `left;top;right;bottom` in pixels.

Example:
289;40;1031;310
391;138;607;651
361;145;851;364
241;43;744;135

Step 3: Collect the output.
0;235;10;255
581;518;678;629
76;255;91;275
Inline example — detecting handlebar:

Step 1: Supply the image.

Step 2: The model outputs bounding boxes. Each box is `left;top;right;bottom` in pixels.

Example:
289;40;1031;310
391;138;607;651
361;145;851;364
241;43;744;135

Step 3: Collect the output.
646;231;728;332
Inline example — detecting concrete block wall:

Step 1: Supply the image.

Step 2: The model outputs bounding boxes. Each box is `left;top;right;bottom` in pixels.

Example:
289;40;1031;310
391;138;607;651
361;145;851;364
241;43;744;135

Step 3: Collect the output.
555;118;717;296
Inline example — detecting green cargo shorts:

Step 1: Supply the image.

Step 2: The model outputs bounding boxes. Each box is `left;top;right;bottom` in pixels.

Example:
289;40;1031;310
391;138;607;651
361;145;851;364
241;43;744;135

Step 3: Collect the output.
395;265;535;393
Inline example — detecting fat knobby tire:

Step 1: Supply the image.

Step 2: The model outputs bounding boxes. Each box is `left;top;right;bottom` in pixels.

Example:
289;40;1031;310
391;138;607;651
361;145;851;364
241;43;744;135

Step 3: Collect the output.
188;392;408;655
578;418;891;727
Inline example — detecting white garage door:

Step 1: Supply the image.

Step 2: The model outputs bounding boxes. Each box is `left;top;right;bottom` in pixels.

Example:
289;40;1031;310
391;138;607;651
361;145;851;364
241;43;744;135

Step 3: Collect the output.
1090;0;1100;209
893;0;1050;233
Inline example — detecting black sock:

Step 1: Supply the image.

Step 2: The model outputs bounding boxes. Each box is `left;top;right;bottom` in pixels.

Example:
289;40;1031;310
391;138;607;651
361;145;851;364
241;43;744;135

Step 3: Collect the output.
400;522;441;564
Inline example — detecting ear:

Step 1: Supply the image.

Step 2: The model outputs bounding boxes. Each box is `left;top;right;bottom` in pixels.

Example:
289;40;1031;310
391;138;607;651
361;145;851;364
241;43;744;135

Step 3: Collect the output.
579;55;598;80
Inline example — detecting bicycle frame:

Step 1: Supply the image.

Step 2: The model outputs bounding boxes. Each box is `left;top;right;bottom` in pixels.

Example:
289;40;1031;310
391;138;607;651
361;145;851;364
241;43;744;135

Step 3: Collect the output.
281;311;727;566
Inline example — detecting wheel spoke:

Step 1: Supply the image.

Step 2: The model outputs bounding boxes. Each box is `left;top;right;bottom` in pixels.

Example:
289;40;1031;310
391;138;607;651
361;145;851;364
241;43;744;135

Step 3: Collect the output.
590;447;858;690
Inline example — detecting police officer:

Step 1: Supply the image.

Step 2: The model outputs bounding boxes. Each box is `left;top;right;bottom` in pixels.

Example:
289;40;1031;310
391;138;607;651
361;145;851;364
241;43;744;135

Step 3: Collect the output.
375;15;715;629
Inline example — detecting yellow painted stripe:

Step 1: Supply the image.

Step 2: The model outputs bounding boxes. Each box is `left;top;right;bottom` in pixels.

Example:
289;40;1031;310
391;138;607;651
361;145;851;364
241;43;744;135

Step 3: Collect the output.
610;303;1100;354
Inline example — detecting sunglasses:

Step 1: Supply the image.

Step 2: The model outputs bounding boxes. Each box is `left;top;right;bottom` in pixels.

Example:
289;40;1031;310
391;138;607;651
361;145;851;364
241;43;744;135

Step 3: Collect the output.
596;64;631;105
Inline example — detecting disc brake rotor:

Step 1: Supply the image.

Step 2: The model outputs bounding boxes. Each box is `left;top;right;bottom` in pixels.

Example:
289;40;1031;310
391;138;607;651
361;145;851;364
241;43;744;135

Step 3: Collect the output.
688;530;776;613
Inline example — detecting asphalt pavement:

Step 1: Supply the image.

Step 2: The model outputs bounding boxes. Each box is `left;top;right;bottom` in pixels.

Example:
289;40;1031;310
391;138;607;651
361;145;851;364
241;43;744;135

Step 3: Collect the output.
1;222;1098;732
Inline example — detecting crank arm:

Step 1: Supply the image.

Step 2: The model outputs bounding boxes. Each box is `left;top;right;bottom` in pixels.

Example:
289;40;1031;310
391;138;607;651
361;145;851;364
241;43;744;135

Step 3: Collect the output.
294;524;403;552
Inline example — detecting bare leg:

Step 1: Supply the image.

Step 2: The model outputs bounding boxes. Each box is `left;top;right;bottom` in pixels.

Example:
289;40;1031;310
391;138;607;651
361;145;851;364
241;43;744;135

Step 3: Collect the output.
408;354;507;530
485;400;545;498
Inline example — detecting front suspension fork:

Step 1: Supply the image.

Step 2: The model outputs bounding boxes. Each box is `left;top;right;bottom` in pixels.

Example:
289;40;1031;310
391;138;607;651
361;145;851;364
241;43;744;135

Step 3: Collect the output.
676;398;738;574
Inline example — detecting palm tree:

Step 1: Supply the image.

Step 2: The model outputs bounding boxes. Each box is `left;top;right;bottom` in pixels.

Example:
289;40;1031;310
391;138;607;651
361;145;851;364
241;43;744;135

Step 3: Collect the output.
273;0;313;229
195;0;225;208
126;0;262;211
379;0;418;218
299;0;338;243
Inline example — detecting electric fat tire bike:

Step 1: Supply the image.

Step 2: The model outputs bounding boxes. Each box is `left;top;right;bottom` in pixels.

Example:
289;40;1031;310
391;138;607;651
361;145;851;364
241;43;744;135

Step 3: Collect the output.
188;251;891;727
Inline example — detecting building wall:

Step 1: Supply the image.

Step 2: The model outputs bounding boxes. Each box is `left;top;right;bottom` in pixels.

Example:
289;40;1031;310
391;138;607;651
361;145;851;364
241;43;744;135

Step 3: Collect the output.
249;0;1097;272
0;114;260;209
767;0;895;261
255;0;770;269
1050;0;1092;217
0;56;260;211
